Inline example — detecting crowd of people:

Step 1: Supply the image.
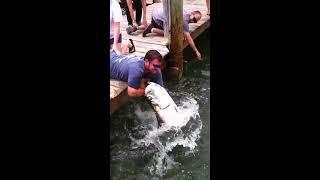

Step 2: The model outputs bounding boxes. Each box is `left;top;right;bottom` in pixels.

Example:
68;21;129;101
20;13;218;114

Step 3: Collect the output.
110;0;210;97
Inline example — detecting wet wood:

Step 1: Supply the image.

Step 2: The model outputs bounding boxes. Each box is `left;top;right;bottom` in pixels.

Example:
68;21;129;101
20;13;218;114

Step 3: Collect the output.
165;0;184;80
110;80;128;114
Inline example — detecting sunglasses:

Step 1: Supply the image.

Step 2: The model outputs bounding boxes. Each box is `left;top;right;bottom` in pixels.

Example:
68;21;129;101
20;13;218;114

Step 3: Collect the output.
193;17;197;23
151;63;161;68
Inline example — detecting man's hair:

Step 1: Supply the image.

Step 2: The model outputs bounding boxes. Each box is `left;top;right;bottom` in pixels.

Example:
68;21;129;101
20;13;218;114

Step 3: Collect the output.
144;50;163;62
191;10;202;18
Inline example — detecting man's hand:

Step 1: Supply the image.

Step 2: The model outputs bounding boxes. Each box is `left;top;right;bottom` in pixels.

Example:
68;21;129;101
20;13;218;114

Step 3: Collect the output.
196;51;203;60
140;78;150;89
142;18;148;29
127;79;150;97
111;44;122;55
133;21;139;29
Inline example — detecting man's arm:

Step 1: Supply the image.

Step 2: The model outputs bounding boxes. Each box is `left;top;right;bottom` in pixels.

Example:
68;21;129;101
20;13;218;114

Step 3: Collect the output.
127;86;145;97
184;31;202;60
127;79;148;97
112;22;122;54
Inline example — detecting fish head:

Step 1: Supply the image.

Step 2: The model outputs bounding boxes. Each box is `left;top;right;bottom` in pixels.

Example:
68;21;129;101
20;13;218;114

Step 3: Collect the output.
145;82;171;110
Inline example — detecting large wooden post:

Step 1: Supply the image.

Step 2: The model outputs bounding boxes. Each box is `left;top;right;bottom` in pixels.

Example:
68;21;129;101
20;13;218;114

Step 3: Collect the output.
163;0;184;80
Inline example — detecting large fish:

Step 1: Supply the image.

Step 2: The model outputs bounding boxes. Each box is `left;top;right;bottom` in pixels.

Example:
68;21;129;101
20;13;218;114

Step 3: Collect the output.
145;82;180;126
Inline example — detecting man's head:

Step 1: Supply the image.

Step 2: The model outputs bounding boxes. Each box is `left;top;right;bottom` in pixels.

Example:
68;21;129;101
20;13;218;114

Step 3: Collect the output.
144;50;163;74
190;11;202;23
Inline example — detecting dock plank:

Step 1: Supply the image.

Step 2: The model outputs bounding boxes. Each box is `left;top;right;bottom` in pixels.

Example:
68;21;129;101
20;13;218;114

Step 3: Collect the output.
110;79;128;99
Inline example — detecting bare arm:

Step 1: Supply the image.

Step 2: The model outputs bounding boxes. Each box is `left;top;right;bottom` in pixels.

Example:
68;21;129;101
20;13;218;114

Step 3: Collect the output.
112;22;122;54
127;78;149;97
127;86;145;97
184;31;202;60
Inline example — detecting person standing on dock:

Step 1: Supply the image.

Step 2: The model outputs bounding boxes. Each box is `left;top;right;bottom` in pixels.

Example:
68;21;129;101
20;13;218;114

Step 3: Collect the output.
121;0;148;35
142;8;203;60
110;0;136;54
110;50;164;97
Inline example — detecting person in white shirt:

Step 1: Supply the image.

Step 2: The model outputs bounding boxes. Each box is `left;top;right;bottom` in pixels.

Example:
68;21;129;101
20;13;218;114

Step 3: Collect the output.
110;0;135;54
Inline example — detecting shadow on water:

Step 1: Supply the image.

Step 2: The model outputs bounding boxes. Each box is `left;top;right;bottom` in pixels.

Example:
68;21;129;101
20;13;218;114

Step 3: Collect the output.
110;28;210;180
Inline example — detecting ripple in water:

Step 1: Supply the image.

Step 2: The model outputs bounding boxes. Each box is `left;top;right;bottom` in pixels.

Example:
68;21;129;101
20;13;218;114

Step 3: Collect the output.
124;94;202;177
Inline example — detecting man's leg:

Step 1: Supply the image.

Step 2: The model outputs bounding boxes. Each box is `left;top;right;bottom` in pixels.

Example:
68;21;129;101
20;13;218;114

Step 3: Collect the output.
142;23;154;37
134;0;142;25
206;0;210;15
143;18;163;37
122;0;133;25
141;0;147;29
151;28;164;35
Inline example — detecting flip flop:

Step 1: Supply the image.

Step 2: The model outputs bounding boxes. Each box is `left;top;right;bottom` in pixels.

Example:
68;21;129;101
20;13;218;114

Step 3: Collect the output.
128;39;135;53
126;25;138;35
142;24;154;37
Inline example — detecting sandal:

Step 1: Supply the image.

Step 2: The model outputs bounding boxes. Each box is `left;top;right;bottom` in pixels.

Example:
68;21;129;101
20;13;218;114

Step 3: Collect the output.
128;39;135;53
126;25;138;35
142;24;154;37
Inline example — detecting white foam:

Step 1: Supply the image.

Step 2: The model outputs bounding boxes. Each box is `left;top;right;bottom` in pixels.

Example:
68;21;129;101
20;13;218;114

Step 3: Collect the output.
128;96;202;177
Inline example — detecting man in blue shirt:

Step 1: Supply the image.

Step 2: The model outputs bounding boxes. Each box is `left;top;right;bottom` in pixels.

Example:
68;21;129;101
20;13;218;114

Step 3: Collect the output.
110;49;164;97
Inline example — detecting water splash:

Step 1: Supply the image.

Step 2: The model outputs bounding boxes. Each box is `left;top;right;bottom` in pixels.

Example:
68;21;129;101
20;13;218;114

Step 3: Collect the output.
127;95;202;177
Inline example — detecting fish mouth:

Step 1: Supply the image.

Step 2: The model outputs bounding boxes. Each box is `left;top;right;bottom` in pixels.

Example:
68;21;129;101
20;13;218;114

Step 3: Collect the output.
159;103;170;110
149;98;170;110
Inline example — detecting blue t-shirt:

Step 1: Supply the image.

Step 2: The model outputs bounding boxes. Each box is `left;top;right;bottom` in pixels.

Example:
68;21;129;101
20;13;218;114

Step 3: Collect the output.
110;51;164;89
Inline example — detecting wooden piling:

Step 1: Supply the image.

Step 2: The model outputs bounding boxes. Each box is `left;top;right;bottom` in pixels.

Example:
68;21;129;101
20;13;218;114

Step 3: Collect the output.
163;0;184;80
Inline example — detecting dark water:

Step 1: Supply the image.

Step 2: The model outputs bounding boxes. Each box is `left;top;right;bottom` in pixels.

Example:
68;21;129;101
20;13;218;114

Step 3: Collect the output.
110;29;210;180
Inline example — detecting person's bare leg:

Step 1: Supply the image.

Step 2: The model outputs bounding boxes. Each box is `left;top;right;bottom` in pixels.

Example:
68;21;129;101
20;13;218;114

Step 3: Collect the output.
141;0;148;29
127;0;138;28
138;25;146;30
151;28;164;36
206;0;210;15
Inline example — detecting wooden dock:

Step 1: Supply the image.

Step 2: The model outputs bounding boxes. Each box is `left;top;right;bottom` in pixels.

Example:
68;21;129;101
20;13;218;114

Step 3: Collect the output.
110;0;210;114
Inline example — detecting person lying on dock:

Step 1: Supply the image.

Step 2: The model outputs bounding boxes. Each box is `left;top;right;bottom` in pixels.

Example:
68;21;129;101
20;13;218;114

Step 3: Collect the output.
110;0;136;54
142;8;203;60
110;49;164;97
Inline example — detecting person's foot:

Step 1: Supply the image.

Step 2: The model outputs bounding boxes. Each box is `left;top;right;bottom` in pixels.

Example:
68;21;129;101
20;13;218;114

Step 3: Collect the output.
128;39;135;53
126;25;138;35
142;24;153;37
138;24;147;30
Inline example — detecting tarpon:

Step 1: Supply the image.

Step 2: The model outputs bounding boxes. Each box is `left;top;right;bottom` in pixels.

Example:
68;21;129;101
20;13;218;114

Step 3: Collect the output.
145;82;180;126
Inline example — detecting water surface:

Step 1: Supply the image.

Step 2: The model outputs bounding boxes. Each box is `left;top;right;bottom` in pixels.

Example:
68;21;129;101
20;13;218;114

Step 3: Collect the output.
110;28;210;180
